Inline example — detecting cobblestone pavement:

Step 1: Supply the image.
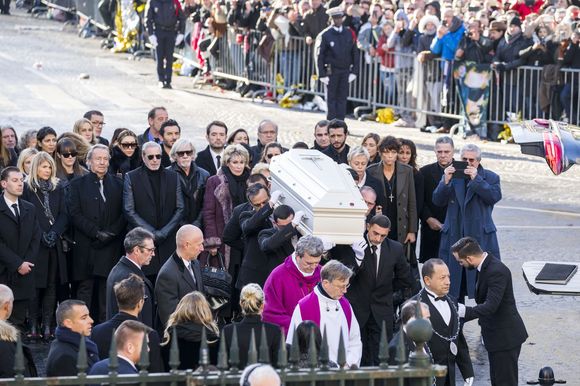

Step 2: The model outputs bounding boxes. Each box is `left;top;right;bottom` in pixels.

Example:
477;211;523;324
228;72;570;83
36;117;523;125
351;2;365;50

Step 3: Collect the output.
1;11;580;384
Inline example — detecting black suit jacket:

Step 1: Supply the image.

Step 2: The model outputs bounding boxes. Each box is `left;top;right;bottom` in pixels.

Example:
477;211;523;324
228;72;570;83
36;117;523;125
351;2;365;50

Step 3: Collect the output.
67;172;126;280
89;357;137;375
46;336;99;376
465;255;528;352
222;202;252;272
387;329;415;365
91;312;164;372
195;146;219;176
258;223;296;265
236;204;274;289
106;256;155;328
123;167;184;275
418;162;447;262
222;315;281;368
331;238;412;339
416;291;473;386
154;253;204;328
0;196;40;300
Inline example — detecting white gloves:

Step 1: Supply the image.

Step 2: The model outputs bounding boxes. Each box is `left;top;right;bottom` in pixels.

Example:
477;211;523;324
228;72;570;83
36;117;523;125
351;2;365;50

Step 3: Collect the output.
149;35;158;48
319;77;329;85
292;210;305;226
320;236;336;251
348;73;357;83
464;377;474;386
175;33;184;46
269;190;283;206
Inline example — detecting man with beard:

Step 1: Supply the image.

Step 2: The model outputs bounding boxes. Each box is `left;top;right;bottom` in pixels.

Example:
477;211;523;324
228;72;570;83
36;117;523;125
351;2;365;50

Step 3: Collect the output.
123;142;184;282
195;121;227;176
160;119;181;168
419;136;453;263
312;120;330;152
322;119;350;164
453;237;527;386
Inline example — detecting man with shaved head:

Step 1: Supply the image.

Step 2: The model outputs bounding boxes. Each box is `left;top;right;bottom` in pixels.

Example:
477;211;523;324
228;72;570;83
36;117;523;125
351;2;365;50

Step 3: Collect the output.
154;224;205;328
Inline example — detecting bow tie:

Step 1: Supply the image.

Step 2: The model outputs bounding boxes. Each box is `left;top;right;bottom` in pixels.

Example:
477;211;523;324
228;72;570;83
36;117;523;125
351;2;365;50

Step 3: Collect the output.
427;292;445;302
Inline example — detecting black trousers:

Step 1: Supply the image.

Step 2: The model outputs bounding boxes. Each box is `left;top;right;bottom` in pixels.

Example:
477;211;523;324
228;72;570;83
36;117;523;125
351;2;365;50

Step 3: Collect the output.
326;71;349;120
155;30;176;84
360;314;382;366
0;0;10;13
9;299;29;332
76;277;106;323
488;345;521;386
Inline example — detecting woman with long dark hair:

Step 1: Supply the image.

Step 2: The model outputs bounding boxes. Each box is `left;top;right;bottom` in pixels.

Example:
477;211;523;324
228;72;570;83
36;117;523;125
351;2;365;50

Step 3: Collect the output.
54;138;88;182
22;152;68;340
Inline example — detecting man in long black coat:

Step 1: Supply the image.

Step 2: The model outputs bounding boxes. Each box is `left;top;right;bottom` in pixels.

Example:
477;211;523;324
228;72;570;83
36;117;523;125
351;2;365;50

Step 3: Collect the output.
106;227;156;328
68;145;126;323
331;214;412;366
0;167;40;330
258;205;301;268
123;142;184;280
419;136;454;263
453;237;528;386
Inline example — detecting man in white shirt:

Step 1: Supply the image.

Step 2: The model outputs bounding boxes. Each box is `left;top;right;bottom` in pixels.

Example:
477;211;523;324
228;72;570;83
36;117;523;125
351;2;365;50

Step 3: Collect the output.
195;121;228;176
287;260;362;367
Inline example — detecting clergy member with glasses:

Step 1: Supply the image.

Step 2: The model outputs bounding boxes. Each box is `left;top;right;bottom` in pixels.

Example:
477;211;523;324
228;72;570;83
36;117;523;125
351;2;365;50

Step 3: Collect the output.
287;260;362;367
123;141;184;284
433;143;502;303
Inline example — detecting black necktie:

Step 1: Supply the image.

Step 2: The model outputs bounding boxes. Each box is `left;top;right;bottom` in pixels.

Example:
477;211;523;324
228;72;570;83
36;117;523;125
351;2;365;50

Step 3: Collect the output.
216;155;221;170
11;203;20;222
370;245;378;277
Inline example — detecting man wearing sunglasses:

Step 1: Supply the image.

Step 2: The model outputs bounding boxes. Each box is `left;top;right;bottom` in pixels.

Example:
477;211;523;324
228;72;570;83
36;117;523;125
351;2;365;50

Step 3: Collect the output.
68;144;126;323
432;143;502;304
123;141;184;283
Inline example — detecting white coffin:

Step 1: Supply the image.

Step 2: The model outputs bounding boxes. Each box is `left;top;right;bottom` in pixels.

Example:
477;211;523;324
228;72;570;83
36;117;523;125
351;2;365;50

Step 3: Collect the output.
270;149;367;245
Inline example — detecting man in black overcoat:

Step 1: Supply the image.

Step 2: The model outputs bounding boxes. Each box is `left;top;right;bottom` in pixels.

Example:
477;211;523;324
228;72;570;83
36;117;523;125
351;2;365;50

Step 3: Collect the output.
123;141;184;280
416;259;473;386
419;136;454;263
453;237;528;386
258;205;302;267
106;227;156;328
68;144;126;323
330;214;412;366
195;121;227;176
0;167;40;330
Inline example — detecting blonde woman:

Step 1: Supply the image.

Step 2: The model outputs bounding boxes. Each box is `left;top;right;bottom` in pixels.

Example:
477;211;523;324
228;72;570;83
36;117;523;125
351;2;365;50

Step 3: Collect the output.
161;292;220;369
222;284;281;368
16;148;39;176
73;118;97;145
22;152;69;341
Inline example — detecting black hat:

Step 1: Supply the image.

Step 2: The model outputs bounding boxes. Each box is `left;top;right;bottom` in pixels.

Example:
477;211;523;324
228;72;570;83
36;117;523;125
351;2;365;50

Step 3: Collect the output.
509;16;522;27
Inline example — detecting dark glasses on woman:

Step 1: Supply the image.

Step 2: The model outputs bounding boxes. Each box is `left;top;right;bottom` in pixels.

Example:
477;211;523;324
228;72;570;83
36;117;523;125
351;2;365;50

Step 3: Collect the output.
61;152;78;158
121;142;138;149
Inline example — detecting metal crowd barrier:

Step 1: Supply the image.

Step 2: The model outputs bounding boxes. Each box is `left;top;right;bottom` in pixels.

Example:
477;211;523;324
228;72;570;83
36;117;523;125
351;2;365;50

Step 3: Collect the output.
0;310;446;385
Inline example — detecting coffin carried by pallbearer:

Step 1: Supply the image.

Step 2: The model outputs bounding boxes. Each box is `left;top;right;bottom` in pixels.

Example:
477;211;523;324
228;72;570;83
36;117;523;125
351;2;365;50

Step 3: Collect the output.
270;149;367;245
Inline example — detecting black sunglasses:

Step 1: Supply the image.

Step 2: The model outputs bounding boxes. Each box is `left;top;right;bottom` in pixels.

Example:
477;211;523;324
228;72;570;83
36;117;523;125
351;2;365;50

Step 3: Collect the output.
121;142;138;149
266;153;278;159
176;150;194;157
61;152;78;158
147;154;162;160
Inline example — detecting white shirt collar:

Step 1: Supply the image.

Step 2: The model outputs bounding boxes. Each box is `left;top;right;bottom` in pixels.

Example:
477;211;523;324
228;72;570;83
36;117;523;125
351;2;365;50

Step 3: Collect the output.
125;256;142;270
117;355;137;370
3;194;17;208
181;257;192;269
292;252;314;277
477;252;488;272
333;26;343;32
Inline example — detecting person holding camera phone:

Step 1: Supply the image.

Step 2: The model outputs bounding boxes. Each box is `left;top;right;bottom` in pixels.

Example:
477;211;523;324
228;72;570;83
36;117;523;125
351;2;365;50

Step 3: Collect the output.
432;144;502;304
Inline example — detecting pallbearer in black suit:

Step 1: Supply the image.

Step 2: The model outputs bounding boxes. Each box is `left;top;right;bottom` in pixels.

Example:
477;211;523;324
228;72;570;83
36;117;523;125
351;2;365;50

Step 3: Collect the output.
68;144;126;323
388;300;430;365
106;228;156;328
330;214;413;366
419;136;454;263
453;237;528;386
195;121;228;176
0;167;40;331
417;259;474;386
317;7;359;120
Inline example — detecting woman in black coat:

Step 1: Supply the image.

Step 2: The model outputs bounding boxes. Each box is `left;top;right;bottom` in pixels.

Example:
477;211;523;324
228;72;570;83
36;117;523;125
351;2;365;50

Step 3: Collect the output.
161;292;220;370
222;283;281;368
108;129;141;177
22;152;68;340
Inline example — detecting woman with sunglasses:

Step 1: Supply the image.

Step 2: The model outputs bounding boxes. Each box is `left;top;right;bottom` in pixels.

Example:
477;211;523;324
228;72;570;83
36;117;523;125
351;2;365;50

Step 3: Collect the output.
259;142;284;164
202;144;251;270
22;152;69;341
168;138;209;226
54;138;88;182
109;129;141;177
36;127;58;159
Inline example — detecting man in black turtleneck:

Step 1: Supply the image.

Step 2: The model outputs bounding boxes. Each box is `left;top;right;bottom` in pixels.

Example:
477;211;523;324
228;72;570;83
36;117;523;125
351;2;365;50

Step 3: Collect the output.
123;141;184;283
311;120;330;152
322;119;350;164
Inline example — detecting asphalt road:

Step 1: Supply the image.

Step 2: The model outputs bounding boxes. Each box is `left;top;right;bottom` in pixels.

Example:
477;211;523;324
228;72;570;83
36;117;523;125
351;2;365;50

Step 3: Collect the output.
1;10;580;384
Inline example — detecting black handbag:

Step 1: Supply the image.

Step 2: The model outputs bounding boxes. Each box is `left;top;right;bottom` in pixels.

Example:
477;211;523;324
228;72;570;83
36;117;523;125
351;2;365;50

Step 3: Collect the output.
201;253;232;299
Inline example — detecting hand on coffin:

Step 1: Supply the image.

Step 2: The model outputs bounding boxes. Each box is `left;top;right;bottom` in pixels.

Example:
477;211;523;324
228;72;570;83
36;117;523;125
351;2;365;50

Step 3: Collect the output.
319;236;336;251
292;210;305;226
269;190;283;206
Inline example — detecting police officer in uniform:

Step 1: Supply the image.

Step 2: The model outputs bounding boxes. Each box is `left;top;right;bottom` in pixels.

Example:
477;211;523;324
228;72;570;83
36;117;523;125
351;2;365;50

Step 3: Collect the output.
317;7;359;120
145;0;186;89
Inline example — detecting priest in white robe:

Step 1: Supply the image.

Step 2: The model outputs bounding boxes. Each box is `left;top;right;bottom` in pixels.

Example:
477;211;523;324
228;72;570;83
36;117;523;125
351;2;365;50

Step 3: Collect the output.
287;260;363;367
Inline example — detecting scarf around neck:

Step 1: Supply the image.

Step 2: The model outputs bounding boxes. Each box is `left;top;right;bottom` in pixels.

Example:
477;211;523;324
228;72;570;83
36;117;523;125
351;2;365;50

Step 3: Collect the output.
55;326;100;360
222;166;249;207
